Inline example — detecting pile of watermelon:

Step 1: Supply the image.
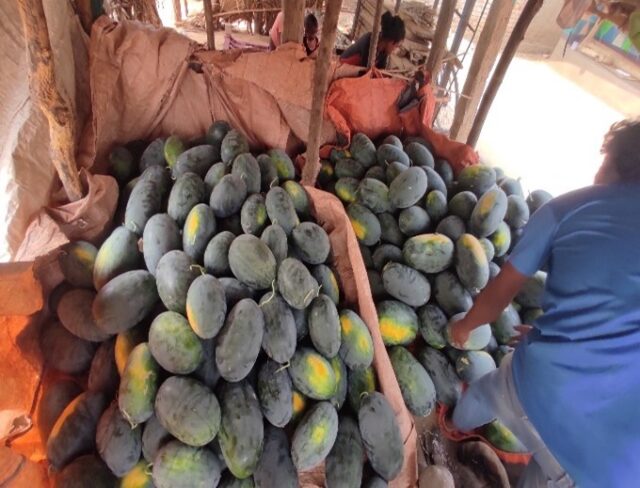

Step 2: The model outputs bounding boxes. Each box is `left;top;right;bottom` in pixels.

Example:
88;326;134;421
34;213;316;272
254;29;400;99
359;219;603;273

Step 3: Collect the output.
318;133;552;451
44;123;404;487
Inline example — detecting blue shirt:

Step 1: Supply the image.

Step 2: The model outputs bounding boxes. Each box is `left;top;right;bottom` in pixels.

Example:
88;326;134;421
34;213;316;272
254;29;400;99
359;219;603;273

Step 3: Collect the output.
508;183;640;488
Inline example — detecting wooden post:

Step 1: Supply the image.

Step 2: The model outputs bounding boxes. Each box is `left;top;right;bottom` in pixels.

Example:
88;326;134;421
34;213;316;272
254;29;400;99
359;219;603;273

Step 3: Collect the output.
17;0;83;202
394;0;402;14
467;0;544;147
283;0;305;44
173;0;182;23
425;0;457;80
302;0;344;185
367;0;384;68
203;0;216;50
449;0;514;142
183;0;189;16
351;0;363;39
439;0;477;90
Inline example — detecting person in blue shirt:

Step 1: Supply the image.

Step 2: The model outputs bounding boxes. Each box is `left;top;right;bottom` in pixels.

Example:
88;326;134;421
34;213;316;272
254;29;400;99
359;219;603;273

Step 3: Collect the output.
448;118;640;488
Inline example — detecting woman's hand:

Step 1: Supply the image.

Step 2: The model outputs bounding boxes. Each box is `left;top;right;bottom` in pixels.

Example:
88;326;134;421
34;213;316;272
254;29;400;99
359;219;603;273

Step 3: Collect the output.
508;325;533;346
447;319;472;349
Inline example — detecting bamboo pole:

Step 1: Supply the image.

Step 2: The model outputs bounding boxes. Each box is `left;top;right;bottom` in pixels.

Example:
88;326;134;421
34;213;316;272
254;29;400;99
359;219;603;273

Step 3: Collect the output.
17;0;83;202
439;0;477;90
210;7;282;20
449;0;514;142
173;0;182;22
203;0;216;50
351;0;363;39
467;0;544;147
283;0;305;43
425;0;457;80
302;0;344;185
367;0;384;68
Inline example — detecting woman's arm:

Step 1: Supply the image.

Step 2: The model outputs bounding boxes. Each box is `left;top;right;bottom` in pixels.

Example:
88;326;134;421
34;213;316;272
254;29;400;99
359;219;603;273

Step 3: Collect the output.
449;263;528;346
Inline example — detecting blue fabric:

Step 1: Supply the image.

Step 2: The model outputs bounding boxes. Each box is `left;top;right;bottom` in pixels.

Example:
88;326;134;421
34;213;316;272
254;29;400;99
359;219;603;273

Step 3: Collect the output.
508;183;640;488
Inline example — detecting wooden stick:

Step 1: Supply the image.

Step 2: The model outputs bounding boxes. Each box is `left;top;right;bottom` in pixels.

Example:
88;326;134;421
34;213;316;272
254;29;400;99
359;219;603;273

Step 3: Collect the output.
302;0;344;185
394;0;401;14
17;0;83;202
203;0;216;50
467;0;544;147
210;7;282;20
283;0;305;43
425;0;457;79
368;0;384;69
351;0;363;39
183;0;189;16
173;0;182;23
449;0;513;142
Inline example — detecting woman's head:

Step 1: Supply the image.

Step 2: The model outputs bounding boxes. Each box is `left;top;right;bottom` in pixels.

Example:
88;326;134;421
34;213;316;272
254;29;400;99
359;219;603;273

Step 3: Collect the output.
595;118;640;184
379;11;405;55
304;13;319;40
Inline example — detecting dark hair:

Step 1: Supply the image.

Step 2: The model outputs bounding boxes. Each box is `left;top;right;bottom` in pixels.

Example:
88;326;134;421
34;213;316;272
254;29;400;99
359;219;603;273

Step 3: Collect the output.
601;118;640;180
305;13;318;30
380;11;405;43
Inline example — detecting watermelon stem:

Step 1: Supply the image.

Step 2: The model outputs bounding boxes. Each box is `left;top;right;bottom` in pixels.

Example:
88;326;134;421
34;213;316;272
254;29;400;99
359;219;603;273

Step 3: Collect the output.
260;280;278;306
275;361;291;373
189;264;206;276
269;178;278;189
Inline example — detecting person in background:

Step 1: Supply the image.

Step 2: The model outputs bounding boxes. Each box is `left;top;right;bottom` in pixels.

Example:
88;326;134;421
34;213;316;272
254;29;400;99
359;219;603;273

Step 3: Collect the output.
448;118;640;488
340;11;405;69
269;11;319;57
303;13;320;56
268;11;284;50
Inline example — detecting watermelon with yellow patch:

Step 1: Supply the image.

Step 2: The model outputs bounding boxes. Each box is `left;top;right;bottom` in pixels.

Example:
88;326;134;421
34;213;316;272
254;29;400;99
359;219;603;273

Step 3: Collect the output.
115;324;148;375
289;348;337;400
164;135;185;168
377;300;419;346
240;193;268;236
347;366;377;411
455;233;490;291
291;389;308;422
282;180;311;217
469;187;508;237
482;420;528;453
339;309;374;370
489;221;511;258
329;355;348;410
403;233;454;274
119;460;154;488
183;203;217;262
291;401;339;470
335;177;359;204
457;164;496;197
312;264;340;305
118;342;160;426
268;148;296;180
58;241;97;288
347;203;381;246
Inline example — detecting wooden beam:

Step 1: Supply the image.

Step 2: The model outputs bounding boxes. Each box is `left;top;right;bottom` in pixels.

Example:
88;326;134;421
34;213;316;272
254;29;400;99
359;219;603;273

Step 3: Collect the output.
17;0;83;202
439;0;477;90
425;0;457;79
467;0;544;147
449;0;514;142
173;0;182;22
210;7;281;20
283;0;305;44
351;0;363;39
302;0;344;185
203;0;216;50
367;0;384;68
